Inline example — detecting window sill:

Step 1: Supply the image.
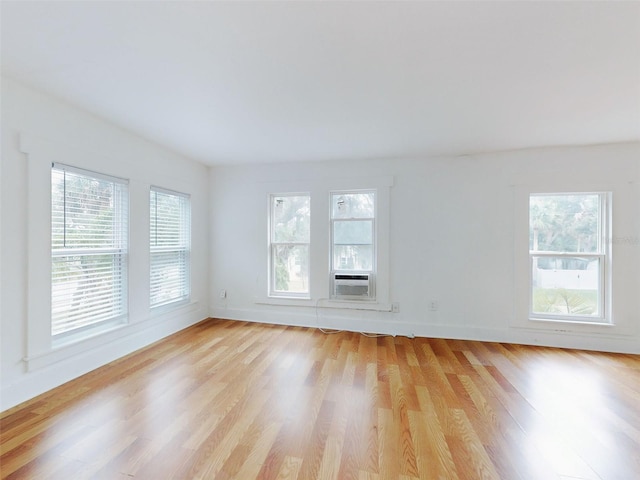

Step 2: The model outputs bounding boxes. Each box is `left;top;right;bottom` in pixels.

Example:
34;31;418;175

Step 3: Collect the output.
528;316;614;327
256;297;393;312
26;321;130;371
257;297;314;307
52;319;128;350
267;294;311;301
24;301;201;372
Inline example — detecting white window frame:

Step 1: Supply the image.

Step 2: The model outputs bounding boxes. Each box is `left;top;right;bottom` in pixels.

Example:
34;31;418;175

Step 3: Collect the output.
330;190;376;300
254;176;392;311
268;193;311;299
150;187;191;309
51;163;129;340
528;192;612;324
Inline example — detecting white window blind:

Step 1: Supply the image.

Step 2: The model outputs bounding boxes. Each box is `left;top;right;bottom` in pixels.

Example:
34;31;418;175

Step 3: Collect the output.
51;164;129;336
150;187;191;308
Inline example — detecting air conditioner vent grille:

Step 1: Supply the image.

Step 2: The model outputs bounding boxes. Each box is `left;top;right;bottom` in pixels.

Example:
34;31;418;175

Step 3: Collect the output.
332;272;374;300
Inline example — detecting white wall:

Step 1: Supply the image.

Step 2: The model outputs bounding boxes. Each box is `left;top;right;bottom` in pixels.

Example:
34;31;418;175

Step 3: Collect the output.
209;144;640;353
2;76;638;413
0;78;210;411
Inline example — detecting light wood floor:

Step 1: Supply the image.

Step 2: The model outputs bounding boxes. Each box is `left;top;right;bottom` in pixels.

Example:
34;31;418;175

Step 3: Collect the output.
1;319;639;480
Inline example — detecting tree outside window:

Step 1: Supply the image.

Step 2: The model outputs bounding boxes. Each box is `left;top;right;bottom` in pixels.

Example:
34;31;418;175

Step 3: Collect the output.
269;194;310;297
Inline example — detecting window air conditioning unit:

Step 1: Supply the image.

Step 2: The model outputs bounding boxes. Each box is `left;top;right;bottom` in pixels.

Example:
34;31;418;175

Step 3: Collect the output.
332;272;374;300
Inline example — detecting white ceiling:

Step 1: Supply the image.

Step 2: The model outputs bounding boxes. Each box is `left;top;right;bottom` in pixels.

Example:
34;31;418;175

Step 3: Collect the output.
2;1;639;166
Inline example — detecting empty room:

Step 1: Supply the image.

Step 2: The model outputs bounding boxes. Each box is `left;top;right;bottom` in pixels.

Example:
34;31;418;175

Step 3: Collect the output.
1;1;639;479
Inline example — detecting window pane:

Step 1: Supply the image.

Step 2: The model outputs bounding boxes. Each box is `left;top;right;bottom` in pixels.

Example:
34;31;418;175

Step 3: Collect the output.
531;255;600;316
151;191;188;247
530;194;600;253
272;245;309;293
332;192;374;219
52;253;127;335
272;195;310;243
150;250;189;306
52;169;127;249
333;220;373;245
333;245;373;271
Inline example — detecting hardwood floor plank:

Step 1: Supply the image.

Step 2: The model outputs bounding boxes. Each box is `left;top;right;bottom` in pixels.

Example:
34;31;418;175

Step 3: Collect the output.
449;408;501;480
231;422;281;479
388;364;419;477
361;362;379;474
413;385;459;480
2;319;639;480
377;407;400;480
275;455;303;480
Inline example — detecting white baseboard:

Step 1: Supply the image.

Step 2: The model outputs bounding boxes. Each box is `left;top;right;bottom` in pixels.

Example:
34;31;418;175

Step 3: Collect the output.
210;307;640;354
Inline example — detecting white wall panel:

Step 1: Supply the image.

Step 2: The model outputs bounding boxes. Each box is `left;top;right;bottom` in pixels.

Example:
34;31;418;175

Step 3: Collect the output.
209;145;640;353
0;78;210;410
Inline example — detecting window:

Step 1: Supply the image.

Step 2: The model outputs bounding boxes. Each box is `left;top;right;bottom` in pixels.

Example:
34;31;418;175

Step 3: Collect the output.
529;193;610;322
259;178;390;307
331;191;376;298
51;164;128;337
269;194;310;297
150;188;191;308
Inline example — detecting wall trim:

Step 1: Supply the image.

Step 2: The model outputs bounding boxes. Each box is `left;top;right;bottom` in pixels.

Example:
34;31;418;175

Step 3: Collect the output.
210;307;640;354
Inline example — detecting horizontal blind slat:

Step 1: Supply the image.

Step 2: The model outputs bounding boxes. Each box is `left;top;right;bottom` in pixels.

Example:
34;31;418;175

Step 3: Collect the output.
150;188;190;308
52;165;128;336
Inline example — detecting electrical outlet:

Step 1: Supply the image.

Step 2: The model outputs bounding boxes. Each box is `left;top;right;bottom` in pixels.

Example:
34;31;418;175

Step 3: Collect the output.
219;289;227;299
391;302;400;313
428;300;438;311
